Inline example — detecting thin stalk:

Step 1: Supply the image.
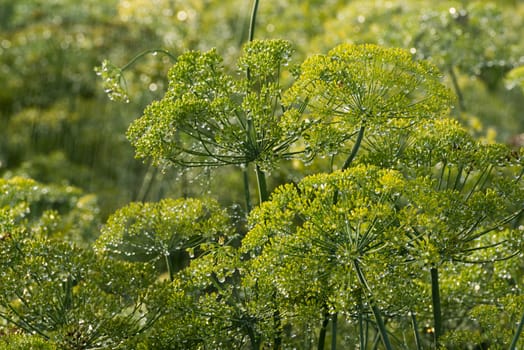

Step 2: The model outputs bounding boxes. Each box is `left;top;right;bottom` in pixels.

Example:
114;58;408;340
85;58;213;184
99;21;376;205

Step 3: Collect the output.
121;49;176;71
430;267;442;348
512;209;524;229
247;325;261;350
331;312;338;350
255;164;269;203
359;297;366;350
0;307;49;339
246;0;266;206
453;164;464;191
411;312;423;350
136;161;158;201
353;259;393;350
243;0;265;213
509;309;524;350
247;1;282;347
342;124;366;171
364;315;370;350
273;305;282;350
318;308;330;350
515;166;524;183
448;66;465;111
245;0;260;166
371;331;381;350
243;163;253;212
332;124;366;203
248;0;260;42
165;254;174;282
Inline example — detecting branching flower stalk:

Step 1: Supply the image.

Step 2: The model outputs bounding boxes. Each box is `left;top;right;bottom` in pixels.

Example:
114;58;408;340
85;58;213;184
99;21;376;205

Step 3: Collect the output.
94;198;234;282
126;39;307;209
396;118;524;347
282;43;452;349
283;43;452;166
242;165;410;350
95;49;176;103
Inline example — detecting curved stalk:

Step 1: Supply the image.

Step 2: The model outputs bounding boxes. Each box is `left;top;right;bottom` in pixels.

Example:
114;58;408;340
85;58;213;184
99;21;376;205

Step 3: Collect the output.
342;124;366;171
121;49;177;71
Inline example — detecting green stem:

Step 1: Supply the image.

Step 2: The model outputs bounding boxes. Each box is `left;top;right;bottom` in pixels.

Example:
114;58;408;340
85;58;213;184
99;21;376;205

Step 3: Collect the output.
246;0;265;207
509;309;524;350
243;0;257;198
353;259;393;350
332;124;365;203
331;312;338;350
165;254;174;282
121;49;176;72
448;66;465;111
247;1;281;348
430;267;442;347
342;124;366;171
248;0;260;42
411;312;423;350
243;163;253;213
512;208;524;229
255;164;269;203
247;325;261;350
273;305;282;350
136;160;158;201
318;308;330;350
359;296;366;350
371;331;381;350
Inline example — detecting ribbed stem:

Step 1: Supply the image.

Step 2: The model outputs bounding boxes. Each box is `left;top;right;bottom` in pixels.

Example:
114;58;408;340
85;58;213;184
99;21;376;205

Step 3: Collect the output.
431;267;442;347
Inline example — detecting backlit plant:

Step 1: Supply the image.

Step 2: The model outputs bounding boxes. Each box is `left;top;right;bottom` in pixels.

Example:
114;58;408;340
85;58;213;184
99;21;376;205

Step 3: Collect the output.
2;1;523;349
